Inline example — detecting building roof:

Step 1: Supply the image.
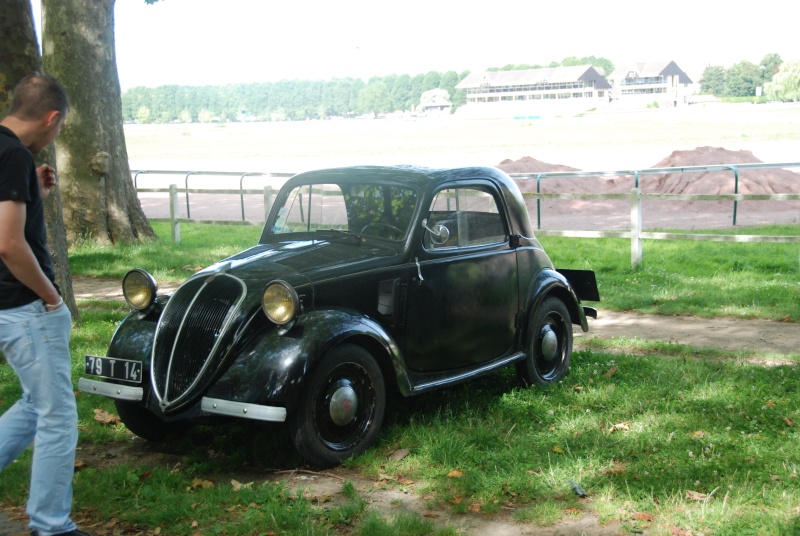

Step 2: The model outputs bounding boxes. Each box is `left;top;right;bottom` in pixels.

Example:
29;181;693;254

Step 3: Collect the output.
456;65;612;90
610;61;693;84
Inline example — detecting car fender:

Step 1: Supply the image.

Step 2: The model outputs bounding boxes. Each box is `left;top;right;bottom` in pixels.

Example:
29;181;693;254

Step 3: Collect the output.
204;308;403;414
524;268;589;333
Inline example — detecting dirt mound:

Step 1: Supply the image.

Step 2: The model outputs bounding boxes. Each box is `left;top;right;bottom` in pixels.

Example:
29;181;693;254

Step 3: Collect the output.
645;146;800;194
498;146;800;195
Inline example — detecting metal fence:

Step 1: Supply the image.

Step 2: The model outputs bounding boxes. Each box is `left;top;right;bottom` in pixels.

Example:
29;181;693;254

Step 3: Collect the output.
132;162;800;266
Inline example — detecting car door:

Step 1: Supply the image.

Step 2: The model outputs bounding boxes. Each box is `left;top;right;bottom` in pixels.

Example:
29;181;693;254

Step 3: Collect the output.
403;183;519;372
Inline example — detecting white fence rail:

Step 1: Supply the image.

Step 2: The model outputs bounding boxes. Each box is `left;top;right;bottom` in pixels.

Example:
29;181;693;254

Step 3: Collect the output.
133;163;800;267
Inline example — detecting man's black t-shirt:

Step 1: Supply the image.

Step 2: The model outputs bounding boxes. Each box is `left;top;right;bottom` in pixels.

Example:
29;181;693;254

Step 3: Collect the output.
0;125;57;309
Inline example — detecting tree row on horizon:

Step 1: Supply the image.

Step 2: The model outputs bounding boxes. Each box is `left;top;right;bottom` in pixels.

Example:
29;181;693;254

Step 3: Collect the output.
121;53;798;124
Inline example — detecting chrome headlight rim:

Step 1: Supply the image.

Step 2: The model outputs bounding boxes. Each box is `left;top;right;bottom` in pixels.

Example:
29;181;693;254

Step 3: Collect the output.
122;269;158;311
262;280;299;326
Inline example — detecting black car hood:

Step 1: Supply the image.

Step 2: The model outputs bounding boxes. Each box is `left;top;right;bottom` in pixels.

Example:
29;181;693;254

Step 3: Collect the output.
196;236;401;290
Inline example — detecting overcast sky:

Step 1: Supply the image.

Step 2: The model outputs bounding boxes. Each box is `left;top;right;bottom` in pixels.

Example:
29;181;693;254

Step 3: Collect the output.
35;0;800;90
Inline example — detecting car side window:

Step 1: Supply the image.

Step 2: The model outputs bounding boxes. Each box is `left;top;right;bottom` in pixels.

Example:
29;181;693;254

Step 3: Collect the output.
424;187;508;250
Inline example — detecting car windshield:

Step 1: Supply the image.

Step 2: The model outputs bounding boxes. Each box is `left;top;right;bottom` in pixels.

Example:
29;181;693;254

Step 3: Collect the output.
269;182;418;241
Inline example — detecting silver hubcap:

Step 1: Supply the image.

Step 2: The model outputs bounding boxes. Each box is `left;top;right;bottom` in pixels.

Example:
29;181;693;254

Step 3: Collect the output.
540;327;559;363
329;385;358;426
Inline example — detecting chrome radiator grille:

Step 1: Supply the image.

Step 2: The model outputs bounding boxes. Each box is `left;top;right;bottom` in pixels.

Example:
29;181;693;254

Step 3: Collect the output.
151;274;246;410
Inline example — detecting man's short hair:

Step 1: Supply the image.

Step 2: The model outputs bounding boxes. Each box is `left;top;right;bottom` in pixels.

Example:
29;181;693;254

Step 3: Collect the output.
8;74;70;120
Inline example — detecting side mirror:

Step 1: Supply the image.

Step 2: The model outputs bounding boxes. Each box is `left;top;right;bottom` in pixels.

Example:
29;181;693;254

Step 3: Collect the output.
421;218;450;245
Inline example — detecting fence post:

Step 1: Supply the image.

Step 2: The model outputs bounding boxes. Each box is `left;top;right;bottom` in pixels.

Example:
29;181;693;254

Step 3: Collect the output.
169;184;181;243
263;186;273;221
631;187;642;267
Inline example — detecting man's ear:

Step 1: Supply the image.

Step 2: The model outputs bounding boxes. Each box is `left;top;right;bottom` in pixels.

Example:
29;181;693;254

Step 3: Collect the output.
43;110;61;127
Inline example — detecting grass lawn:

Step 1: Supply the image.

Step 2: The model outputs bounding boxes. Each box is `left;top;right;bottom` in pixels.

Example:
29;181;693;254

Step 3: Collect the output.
1;223;799;535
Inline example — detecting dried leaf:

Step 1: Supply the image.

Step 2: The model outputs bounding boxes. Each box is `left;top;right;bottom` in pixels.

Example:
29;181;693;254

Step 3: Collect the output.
388;448;410;462
398;479;414;485
191;478;214;489
377;472;397;482
191;520;199;529
690;430;706;440
552;445;565;454
635;512;654;522
685;490;708;502
603;365;619;378
564;507;581;515
74;459;87;469
785;417;796;426
469;503;481;513
92;408;120;425
423;513;439;519
447;469;463;478
231;479;253;491
609;422;630;433
572;385;584;392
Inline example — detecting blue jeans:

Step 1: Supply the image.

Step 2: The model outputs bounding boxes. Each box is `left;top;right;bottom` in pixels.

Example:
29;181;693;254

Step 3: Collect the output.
0;300;76;536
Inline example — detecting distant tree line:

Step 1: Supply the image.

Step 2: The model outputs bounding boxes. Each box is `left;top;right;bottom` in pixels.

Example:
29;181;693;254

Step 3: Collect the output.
121;57;616;124
487;55;615;77
122;71;470;123
699;53;783;98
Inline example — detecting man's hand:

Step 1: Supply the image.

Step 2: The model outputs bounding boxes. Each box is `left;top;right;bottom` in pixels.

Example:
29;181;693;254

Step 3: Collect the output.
36;164;57;200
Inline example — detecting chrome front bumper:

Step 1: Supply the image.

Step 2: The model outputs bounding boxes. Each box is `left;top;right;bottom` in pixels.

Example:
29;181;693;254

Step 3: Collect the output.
77;378;287;423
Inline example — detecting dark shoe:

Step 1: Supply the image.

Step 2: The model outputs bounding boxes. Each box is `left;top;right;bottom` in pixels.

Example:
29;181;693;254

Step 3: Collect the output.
31;530;92;536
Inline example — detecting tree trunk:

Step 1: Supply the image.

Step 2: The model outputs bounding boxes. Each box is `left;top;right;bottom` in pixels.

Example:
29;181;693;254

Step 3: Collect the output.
0;0;79;321
42;0;155;245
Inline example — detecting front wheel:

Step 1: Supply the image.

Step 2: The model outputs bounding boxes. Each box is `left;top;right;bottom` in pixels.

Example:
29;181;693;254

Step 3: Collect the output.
516;296;573;386
289;344;385;467
115;400;188;442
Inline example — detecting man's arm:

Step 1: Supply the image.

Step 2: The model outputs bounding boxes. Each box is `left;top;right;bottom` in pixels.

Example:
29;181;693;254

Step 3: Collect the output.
0;199;61;305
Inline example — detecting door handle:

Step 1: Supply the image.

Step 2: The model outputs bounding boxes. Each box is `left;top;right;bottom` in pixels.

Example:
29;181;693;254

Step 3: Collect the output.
414;257;424;284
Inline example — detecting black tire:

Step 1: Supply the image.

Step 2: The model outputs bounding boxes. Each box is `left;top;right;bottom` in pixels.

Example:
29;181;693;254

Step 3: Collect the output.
516;296;573;386
115;400;186;442
289;344;385;467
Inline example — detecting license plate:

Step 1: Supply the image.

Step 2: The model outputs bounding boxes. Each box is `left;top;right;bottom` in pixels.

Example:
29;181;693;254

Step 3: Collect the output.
85;355;143;383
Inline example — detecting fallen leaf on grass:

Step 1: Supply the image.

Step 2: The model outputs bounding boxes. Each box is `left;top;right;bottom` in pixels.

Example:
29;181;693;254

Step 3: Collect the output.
92;408;120;425
603;365;619;378
609;422;630;433
191;478;214;490
552;445;565;454
388;448;410;461
377;472;397;482
231;479;253;491
785;417;796;426
634;512;654;522
399;478;415;485
690;430;706;440
685;490;710;502
423;513;439;519
447;469;463;478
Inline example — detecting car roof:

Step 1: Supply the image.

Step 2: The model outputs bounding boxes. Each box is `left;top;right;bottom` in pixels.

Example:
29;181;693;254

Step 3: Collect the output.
284;165;533;237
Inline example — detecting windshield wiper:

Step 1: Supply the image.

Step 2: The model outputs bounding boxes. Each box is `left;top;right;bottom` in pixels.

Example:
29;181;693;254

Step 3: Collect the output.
315;229;365;245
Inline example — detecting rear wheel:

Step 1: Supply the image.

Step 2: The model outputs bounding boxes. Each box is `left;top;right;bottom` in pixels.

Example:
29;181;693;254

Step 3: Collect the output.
516;296;573;386
289;344;385;467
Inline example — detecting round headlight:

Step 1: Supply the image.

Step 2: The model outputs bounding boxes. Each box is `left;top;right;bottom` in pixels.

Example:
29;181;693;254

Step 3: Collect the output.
262;280;299;325
122;269;157;310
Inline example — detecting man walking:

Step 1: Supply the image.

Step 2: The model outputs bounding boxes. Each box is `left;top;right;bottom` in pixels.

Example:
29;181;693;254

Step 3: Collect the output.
0;74;88;536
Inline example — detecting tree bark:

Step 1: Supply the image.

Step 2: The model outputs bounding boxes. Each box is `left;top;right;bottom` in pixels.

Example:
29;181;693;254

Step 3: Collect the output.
0;0;79;321
42;0;155;245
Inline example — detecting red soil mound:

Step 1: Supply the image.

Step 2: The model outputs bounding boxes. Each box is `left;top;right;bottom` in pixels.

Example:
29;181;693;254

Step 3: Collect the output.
498;146;800;195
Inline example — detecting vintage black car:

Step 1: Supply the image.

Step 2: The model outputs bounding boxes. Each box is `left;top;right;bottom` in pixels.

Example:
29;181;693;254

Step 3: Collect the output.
79;165;599;466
